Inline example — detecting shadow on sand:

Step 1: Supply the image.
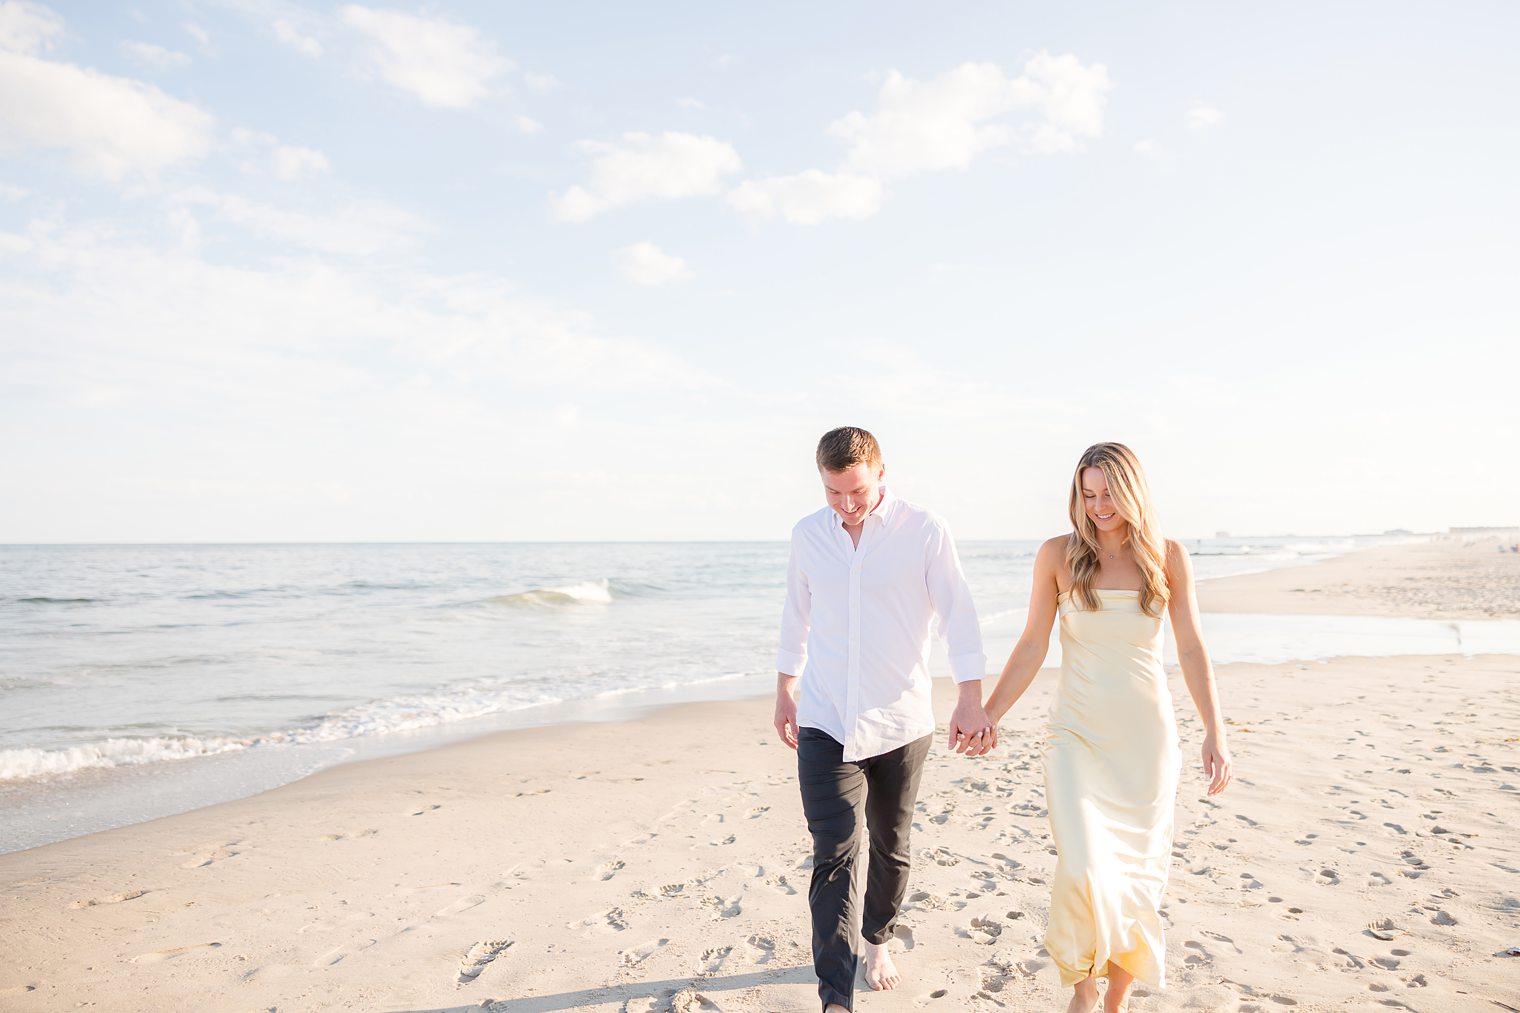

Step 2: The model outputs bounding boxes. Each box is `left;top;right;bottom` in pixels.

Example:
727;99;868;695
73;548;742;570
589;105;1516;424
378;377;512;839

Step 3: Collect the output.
385;964;815;1013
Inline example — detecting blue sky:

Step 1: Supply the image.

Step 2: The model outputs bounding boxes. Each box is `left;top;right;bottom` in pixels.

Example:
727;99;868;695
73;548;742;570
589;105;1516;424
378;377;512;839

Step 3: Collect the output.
1;1;1516;542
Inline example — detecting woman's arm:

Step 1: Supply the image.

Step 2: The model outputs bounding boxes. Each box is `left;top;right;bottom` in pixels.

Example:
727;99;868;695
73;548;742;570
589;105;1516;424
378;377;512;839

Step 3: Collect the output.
1165;539;1232;795
985;537;1063;724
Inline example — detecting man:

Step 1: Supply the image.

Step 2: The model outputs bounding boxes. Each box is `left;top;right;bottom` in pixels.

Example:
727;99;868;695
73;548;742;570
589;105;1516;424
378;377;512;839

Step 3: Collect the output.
774;426;993;1012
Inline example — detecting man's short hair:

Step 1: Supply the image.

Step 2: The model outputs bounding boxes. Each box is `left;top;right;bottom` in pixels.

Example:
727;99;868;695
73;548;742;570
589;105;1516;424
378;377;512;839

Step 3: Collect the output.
816;426;883;473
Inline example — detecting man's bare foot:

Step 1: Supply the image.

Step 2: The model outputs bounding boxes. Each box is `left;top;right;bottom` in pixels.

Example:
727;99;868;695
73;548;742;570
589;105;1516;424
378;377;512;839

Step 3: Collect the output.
825;1005;848;1013
864;939;902;990
1065;976;1099;1013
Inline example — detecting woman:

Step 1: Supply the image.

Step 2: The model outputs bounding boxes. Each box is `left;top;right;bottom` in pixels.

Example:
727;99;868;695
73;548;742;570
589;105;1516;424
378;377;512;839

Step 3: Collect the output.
985;442;1232;1013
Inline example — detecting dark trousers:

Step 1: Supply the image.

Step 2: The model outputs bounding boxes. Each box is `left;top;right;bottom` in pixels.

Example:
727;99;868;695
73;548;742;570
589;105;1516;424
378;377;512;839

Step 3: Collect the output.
797;727;931;1012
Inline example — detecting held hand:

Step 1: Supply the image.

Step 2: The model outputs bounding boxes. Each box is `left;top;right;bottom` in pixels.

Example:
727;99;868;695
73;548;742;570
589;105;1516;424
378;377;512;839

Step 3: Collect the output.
1202;734;1232;795
948;697;996;758
774;691;799;750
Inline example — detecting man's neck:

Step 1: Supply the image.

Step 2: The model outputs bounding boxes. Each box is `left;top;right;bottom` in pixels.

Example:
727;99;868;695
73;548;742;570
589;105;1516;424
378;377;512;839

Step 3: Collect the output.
842;486;884;548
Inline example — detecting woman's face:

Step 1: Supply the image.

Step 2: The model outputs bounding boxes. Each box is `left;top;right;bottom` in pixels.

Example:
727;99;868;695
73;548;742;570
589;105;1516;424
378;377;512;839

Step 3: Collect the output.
1080;466;1125;534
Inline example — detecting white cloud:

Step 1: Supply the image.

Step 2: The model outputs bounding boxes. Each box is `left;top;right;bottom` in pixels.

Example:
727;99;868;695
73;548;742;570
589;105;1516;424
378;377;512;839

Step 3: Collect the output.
514;114;543;135
829;53;1110;176
176;188;424;256
1133;138;1165;161
0;180;28;199
677;96;706;110
523;70;559;92
0;1;62;55
182;22;211;48
1187;101;1223;130
272;144;330;180
341;5;509;108
0;48;214;180
728;170;883;225
551;131;741;222
0;217;713;402
616;242;692;286
274;18;321;58
121;40;191;70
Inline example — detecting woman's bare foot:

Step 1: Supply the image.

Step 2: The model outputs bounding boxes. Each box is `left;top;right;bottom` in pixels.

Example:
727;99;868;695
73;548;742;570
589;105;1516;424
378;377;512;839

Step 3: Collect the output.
863;939;902;990
1065;975;1099;1013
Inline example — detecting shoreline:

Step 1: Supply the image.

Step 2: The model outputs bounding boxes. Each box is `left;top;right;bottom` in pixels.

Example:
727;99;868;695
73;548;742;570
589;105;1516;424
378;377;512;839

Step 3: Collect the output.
3;534;1516;858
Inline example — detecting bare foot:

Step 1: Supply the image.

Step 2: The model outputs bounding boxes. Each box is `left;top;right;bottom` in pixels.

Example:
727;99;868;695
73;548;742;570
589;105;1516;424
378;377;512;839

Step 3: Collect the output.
864;939;902;990
1065;976;1099;1013
825;1006;849;1013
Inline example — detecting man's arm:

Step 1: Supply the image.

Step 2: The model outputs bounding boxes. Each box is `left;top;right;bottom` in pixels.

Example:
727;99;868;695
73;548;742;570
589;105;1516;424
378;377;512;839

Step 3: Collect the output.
925;519;992;756
774;535;809;750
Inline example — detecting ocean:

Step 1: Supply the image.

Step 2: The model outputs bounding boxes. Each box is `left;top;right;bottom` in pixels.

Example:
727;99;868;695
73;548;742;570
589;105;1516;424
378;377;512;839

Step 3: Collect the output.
5;533;1507;855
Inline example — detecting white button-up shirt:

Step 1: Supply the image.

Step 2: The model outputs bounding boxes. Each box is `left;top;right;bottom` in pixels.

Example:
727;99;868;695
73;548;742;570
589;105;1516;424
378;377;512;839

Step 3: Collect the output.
776;488;986;761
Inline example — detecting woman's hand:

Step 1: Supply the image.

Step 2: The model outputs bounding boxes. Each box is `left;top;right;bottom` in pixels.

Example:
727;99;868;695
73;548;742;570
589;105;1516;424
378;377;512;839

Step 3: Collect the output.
1201;734;1232;795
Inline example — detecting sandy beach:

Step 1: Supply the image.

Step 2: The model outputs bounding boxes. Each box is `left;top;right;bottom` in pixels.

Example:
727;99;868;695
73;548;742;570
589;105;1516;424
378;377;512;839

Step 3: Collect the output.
2;539;1517;1012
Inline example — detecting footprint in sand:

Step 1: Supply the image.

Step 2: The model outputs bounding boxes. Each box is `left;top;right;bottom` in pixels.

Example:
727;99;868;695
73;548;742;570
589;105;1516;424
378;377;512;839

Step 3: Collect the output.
314;938;376;967
745;806;770;819
568;907;628;934
1184;940;1213;967
597;859;625;881
131;942;222;964
181;843;241;869
456;939;512;985
979;959;1016;995
620;938;669;967
704;894;742;919
1315;868;1341;886
746;934;775;964
698;945;732;974
435;894;486;918
1332;947;1366;969
70;889;146;909
670;989;722;1012
967;916;1002;945
764;873;797;895
1428;909;1457;926
411;804;442;816
925;847;959;867
1201;930;1242;953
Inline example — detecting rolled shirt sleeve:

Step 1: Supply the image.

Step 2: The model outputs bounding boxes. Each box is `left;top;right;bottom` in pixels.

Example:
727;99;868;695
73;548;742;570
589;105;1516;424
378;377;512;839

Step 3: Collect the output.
925;519;986;683
775;533;810;676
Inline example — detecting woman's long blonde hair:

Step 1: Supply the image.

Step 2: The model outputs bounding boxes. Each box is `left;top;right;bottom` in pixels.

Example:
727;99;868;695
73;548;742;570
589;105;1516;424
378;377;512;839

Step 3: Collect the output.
1065;442;1169;617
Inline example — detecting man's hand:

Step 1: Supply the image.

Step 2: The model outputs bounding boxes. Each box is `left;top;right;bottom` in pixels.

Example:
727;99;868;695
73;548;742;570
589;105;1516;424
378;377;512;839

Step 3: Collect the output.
774;673;800;749
948;680;995;757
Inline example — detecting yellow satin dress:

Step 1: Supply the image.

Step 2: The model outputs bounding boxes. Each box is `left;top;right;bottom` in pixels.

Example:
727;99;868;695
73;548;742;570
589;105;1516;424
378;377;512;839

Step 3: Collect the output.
1043;589;1180;989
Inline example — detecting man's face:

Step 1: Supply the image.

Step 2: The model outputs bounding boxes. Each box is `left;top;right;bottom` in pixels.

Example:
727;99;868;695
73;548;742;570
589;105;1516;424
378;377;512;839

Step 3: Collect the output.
821;462;884;526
